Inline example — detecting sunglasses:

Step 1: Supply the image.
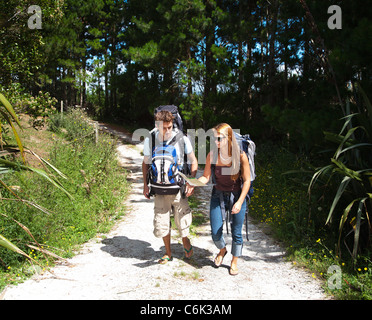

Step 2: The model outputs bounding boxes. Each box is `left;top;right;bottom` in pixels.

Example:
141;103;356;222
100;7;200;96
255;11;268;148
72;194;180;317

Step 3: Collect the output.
213;136;226;142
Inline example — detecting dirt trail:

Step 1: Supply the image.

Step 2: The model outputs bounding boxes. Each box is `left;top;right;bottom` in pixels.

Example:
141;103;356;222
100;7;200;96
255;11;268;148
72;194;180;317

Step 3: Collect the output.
2;124;328;300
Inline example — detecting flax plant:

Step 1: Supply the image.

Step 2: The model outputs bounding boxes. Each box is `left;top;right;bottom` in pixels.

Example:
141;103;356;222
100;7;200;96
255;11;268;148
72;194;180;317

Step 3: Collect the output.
309;85;372;262
0;93;71;262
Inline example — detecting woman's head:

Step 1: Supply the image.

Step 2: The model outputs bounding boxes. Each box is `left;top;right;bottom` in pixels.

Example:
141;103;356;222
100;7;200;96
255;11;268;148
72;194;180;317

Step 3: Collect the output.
213;123;241;180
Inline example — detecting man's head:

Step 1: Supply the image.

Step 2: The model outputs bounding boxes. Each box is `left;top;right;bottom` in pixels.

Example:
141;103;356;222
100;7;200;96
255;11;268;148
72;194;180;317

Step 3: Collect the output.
155;110;174;141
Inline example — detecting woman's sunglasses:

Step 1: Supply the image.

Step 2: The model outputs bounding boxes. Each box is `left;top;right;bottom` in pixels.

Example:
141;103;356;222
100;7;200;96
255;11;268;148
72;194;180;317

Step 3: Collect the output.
213;136;226;142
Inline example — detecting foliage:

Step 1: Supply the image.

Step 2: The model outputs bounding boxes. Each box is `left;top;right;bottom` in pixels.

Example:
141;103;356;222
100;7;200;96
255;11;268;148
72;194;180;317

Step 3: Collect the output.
1;84;58;129
249;143;311;241
48;108;96;142
0;93;73;265
250;142;371;299
309;86;372;262
5;0;372;143
0;109;128;290
18;92;58;129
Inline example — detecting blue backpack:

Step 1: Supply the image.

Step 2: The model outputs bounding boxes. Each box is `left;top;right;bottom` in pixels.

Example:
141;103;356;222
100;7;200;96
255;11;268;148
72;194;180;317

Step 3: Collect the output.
148;130;185;196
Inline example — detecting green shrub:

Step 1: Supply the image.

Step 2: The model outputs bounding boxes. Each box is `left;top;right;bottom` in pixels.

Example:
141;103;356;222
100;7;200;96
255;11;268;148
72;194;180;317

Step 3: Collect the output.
0;111;128;290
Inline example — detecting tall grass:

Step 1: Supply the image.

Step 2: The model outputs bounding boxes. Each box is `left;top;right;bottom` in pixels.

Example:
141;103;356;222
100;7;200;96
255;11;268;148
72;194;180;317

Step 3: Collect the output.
0;109;129;290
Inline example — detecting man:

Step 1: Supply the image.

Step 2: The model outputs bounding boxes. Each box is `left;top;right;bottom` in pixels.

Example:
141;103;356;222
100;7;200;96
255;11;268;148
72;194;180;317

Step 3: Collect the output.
142;110;198;264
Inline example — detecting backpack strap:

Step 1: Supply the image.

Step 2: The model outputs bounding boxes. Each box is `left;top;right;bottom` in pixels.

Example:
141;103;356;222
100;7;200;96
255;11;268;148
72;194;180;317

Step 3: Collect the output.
150;129;184;150
211;150;253;201
210;151;218;185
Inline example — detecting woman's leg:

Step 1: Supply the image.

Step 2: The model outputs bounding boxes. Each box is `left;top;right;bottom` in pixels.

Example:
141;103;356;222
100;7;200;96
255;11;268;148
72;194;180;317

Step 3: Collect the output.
209;193;226;250
230;198;246;274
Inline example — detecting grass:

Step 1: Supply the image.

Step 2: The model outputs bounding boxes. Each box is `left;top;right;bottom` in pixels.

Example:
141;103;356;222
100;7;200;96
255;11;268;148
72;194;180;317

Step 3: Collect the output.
0;110;129;291
249;142;371;300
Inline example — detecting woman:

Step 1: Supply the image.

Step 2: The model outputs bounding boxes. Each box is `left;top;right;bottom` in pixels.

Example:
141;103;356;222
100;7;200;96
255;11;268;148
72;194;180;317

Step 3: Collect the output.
197;123;250;275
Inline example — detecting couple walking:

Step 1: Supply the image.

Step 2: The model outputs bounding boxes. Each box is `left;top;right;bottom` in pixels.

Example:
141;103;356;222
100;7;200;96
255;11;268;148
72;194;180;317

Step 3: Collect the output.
141;109;251;276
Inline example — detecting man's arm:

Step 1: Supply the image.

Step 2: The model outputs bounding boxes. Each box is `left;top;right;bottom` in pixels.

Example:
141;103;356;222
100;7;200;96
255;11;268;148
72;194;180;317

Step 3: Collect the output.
142;156;150;199
188;151;198;178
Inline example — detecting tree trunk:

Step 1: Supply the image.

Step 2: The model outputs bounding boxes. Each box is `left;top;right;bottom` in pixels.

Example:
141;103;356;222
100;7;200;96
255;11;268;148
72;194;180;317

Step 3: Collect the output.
267;0;279;106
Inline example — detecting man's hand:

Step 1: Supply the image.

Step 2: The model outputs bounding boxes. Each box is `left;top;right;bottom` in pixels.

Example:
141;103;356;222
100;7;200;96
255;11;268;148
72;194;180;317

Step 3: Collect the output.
143;184;151;199
185;183;194;197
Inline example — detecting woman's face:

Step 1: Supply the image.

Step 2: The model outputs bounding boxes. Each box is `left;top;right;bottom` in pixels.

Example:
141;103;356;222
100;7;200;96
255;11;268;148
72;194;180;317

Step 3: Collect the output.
214;133;227;150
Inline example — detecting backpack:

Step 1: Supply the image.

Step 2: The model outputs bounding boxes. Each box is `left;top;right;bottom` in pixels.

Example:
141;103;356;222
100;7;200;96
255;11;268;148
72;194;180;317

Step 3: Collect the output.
148;130;185;196
147;105;188;196
234;132;256;186
154;105;183;131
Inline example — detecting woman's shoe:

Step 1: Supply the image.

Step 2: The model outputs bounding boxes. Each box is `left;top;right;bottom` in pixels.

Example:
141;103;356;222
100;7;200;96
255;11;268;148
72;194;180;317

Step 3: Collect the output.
229;266;239;276
214;250;227;268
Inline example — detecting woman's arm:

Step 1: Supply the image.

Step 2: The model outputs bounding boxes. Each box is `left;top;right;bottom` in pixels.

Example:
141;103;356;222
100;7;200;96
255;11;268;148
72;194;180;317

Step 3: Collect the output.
197;152;212;184
231;153;251;214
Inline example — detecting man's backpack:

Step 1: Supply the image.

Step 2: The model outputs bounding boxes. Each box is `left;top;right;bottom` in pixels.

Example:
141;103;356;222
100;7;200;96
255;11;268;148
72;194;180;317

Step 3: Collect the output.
148;130;185;196
154;105;183;131
147;105;188;196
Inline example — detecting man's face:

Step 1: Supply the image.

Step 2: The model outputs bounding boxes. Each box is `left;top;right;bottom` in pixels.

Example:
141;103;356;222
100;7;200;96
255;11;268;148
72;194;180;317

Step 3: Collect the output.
156;121;173;140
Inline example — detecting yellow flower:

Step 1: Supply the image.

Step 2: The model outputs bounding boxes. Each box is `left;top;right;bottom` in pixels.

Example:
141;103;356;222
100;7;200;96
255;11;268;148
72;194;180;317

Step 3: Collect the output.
316;238;321;243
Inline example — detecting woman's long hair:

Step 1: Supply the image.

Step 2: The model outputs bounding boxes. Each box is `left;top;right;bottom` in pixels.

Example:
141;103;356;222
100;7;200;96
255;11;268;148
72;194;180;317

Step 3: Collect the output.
213;123;241;181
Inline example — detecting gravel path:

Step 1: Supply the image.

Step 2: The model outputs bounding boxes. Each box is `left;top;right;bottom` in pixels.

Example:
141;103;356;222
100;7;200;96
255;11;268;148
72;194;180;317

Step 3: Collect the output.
2;125;328;300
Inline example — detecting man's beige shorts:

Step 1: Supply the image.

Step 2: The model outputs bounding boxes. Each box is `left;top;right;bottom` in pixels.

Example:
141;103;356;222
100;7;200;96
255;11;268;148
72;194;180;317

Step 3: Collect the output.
153;192;192;238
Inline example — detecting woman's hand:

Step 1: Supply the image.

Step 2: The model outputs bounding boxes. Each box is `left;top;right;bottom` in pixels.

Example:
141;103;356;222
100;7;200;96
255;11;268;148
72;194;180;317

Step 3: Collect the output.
231;201;242;214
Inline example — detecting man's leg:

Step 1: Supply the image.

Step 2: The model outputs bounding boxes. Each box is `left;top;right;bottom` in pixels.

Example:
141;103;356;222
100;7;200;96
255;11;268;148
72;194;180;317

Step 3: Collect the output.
173;192;193;258
182;236;193;258
163;232;172;258
154;195;173;263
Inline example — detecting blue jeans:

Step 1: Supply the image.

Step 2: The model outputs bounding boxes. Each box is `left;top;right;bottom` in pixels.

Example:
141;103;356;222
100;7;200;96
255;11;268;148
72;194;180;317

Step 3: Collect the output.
209;189;246;257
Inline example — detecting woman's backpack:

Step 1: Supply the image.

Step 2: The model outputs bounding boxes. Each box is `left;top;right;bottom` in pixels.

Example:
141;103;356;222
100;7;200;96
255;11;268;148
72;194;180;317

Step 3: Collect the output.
234;132;256;184
211;131;256;241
